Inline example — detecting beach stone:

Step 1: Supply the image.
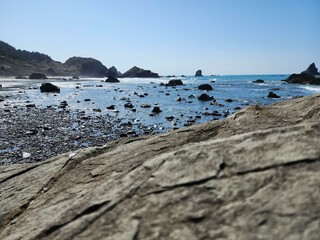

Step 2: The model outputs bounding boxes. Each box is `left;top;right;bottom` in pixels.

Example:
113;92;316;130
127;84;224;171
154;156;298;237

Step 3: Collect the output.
267;92;281;98
198;84;213;91
124;103;134;108
198;93;214;101
152;106;162;113
40;83;60;93
195;69;203;76
106;105;115;110
140;104;151;108
225;98;233;102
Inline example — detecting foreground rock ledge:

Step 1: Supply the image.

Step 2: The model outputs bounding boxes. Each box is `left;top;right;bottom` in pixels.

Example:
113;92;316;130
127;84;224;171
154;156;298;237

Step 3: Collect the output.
1;95;320;240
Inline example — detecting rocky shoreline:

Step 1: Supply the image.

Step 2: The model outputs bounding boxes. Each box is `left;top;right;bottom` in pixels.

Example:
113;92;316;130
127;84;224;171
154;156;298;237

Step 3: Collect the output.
0;104;159;165
0;94;319;239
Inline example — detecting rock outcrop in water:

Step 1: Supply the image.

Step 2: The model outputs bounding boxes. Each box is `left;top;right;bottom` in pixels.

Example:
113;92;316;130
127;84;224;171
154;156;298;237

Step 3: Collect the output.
283;72;320;85
0;94;320;239
301;62;320;76
121;66;160;78
195;69;203;76
283;63;320;85
40;83;60;93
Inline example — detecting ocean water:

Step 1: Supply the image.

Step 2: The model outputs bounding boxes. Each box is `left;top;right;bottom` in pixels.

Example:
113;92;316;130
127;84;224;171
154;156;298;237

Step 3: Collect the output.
1;74;320;132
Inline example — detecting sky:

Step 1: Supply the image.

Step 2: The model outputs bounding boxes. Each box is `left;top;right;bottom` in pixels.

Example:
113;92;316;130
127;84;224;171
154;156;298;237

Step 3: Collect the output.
1;0;319;75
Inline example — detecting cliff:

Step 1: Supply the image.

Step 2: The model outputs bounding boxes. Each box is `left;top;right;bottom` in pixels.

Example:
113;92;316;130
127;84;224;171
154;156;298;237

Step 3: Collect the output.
0;41;117;77
0;94;319;239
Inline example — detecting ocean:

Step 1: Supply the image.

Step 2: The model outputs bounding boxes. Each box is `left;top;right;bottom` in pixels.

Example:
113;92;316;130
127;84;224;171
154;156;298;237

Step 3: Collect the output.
1;74;320;132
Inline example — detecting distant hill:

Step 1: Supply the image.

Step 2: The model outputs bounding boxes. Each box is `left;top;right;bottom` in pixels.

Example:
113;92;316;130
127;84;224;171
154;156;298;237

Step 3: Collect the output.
0;41;119;77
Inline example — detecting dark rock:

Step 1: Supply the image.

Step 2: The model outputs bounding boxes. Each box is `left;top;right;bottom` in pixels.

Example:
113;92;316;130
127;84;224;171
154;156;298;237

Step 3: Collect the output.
253;79;264;83
176;97;184;101
181;75;186;77
283;73;320;85
106;105;115;110
40;83;60;93
64;57;108;77
121;66;159;78
72;75;79;80
301;63;319;76
124;103;134;108
105;76;120;83
195;70;203;77
26;104;36;108
267;92;281;98
165;79;184;86
198;93;214;101
84;99;91;102
29;73;47;79
198;84;213;91
152;106;162;113
188;94;196;99
225;99;233;102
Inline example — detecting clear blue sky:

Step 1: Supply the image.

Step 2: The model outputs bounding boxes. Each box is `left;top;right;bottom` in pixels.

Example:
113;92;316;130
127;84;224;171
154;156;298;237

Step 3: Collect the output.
1;0;319;75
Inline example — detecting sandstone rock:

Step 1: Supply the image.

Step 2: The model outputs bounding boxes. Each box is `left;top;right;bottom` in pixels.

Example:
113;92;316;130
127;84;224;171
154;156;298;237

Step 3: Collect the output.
0;95;320;240
198;84;213;91
195;70;203;76
29;72;47;79
40;83;60;93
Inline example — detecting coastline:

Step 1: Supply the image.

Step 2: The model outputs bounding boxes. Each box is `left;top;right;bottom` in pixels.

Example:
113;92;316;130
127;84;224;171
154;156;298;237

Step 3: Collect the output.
0;94;319;239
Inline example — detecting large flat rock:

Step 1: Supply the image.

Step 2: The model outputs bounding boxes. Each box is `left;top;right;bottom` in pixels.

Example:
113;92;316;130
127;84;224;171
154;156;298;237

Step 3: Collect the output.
1;95;320;239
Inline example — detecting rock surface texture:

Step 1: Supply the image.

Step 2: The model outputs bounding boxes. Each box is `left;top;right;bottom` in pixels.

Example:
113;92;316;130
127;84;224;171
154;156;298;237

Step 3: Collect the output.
1;94;320;240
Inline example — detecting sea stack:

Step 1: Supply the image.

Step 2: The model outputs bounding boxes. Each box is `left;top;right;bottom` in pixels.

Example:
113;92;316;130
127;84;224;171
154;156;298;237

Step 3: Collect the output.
301;63;320;76
195;70;203;77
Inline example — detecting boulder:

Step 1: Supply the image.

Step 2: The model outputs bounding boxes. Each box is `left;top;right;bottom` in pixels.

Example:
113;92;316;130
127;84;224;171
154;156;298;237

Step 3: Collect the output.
301;62;320;76
1;94;320;239
152;106;162;113
29;72;47;79
198;93;214;101
195;70;203;77
283;73;320;85
40;83;60;93
165;79;183;86
198;84;213;91
267;91;280;98
105;76;120;83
